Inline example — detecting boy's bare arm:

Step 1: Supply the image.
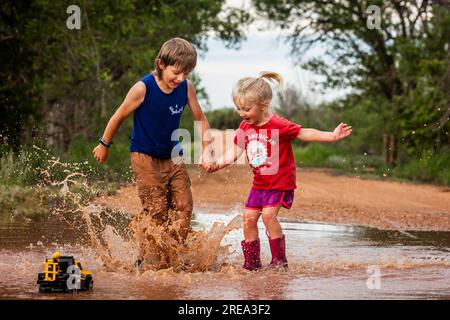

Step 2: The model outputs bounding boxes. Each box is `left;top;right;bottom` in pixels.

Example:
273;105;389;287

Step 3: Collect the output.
187;80;214;164
297;122;352;142
92;81;146;163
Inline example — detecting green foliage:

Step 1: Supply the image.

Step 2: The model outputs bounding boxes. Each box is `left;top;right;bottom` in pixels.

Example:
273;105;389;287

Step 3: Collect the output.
205;108;242;129
293;143;384;171
0;186;52;221
292;143;449;186
65;135;133;183
0;143;124;221
2;1;449;193
253;0;450;162
0;0;251;149
0;146;51;187
294;144;338;167
179;106;195;137
0;138;129;191
0;0;254;220
337;95;387;156
392;149;450;185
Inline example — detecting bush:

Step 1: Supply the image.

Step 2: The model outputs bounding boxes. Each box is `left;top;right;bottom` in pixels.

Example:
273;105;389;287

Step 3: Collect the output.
0;147;51;187
0;141;125;221
392;150;450;186
294;144;340;167
0;186;54;221
65;135;133;183
293;144;390;176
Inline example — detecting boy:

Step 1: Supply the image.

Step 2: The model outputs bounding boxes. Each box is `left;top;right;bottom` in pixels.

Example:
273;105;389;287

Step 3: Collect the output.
92;38;213;268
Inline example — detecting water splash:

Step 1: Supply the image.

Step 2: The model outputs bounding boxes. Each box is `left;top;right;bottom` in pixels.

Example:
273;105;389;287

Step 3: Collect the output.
29;146;242;273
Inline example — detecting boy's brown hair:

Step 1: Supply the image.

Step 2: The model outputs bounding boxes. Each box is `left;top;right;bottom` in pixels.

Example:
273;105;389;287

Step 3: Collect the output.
154;37;197;79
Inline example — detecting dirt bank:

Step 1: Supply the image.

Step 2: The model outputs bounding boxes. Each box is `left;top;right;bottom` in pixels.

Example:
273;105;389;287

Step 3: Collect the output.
95;165;450;231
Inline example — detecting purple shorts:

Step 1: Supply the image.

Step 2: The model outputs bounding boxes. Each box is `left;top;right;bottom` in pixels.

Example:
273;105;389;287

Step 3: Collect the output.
245;188;295;210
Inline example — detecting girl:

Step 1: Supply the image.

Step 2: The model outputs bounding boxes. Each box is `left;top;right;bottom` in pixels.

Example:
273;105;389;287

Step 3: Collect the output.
207;71;352;270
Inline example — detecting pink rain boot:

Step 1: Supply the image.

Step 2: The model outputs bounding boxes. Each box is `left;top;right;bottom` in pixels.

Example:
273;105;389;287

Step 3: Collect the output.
241;239;262;271
267;234;288;269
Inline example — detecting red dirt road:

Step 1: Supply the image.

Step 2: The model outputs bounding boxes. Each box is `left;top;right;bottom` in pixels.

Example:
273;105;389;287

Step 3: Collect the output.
95;165;450;231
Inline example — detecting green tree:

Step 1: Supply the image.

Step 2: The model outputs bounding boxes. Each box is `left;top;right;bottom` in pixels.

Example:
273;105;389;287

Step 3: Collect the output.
0;0;251;150
252;0;450;162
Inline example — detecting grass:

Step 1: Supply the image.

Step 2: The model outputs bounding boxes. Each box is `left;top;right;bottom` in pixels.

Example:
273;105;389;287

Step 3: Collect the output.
0;139;129;221
391;150;450;186
65;135;133;183
0;185;52;221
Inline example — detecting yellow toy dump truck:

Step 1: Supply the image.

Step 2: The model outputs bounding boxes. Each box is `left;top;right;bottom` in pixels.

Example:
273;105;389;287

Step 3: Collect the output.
37;252;93;293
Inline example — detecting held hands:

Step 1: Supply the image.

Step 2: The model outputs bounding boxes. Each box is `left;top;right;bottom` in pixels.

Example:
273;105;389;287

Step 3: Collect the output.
92;144;109;164
332;122;352;141
199;149;220;173
203;162;220;173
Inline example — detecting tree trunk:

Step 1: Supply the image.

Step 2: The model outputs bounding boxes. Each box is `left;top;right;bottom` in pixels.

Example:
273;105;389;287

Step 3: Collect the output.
383;134;397;166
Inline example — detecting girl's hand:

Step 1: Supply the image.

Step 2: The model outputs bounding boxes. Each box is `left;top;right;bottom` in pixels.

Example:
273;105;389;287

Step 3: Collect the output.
92;144;109;164
200;161;219;173
333;122;352;141
206;162;220;173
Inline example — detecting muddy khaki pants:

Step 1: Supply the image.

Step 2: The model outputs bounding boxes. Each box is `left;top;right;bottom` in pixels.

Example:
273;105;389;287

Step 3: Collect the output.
129;152;193;260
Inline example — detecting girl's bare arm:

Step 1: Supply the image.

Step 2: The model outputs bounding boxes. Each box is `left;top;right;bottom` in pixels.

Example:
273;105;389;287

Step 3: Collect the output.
208;144;245;172
297;122;352;142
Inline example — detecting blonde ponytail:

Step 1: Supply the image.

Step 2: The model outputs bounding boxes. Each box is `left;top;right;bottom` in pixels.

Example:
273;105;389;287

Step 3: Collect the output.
232;71;283;108
259;71;283;90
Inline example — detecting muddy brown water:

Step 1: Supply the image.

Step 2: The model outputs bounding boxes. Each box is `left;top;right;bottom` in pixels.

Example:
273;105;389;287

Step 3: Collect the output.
0;210;449;300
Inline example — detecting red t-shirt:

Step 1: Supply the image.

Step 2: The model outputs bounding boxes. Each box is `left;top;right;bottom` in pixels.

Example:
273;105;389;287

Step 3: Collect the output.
234;113;302;190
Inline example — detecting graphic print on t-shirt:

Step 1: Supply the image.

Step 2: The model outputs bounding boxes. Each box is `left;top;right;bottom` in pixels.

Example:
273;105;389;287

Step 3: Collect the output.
244;130;279;174
247;140;268;168
169;104;183;115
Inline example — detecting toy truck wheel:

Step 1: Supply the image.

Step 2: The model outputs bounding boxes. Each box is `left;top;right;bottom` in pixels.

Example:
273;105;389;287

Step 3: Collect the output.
84;276;93;290
39;286;50;293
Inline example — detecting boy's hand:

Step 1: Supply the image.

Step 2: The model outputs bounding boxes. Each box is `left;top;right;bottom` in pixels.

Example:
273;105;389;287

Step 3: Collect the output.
199;148;213;168
333;122;352;141
92;144;109;164
199;151;220;173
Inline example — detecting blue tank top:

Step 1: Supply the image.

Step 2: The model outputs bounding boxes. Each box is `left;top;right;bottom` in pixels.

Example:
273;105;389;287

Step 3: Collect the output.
129;73;188;158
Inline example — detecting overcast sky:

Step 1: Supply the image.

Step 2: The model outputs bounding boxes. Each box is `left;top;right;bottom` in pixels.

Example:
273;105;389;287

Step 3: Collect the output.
196;36;316;110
